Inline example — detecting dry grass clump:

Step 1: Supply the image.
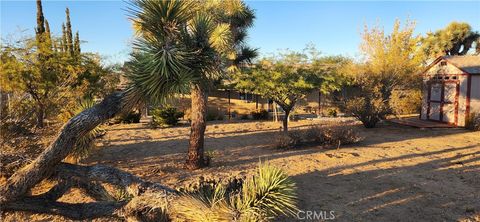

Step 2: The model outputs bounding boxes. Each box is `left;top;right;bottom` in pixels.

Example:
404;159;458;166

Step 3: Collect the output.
272;131;303;149
273;126;362;149
173;162;298;222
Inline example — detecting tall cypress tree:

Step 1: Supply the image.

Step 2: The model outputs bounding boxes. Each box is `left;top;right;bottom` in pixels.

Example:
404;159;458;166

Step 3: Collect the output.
65;7;74;56
61;23;67;53
35;0;45;43
45;19;52;50
73;31;81;57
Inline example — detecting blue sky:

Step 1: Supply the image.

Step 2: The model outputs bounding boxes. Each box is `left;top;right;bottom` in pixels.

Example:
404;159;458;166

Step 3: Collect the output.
1;1;480;64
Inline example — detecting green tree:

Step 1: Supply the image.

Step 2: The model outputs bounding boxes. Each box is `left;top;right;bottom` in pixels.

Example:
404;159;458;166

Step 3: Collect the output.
65;7;74;57
341;19;422;128
73;31;81;57
235;49;324;132
421;22;480;58
61;23;67;53
0;0;110;127
128;0;256;169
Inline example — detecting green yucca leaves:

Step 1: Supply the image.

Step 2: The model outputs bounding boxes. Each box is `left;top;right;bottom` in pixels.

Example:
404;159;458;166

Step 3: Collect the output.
174;162;298;221
125;0;256;105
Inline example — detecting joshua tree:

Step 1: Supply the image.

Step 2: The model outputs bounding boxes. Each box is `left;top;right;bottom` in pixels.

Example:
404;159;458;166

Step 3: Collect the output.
422;22;480;58
129;0;256;169
0;1;256;219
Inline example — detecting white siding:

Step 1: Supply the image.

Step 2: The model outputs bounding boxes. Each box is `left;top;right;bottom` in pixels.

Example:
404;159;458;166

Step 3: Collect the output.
457;75;468;126
425;61;464;75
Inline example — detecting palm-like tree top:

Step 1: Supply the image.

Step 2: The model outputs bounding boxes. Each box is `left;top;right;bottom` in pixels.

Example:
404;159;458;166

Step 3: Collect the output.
125;0;256;104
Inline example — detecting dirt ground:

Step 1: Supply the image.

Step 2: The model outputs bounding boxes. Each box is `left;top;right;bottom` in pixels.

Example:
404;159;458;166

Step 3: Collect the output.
4;119;480;221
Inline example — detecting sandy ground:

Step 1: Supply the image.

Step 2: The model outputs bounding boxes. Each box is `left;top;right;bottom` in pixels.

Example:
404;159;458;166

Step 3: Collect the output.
4;119;480;221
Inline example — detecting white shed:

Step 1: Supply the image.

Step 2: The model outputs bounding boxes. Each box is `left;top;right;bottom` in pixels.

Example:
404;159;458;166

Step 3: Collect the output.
421;55;480;127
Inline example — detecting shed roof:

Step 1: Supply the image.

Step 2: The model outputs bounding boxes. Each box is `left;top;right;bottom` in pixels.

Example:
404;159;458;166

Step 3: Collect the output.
443;55;480;74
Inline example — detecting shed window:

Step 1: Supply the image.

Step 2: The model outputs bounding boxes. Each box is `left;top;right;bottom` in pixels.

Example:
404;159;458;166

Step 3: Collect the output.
452;76;457;80
440;61;447;66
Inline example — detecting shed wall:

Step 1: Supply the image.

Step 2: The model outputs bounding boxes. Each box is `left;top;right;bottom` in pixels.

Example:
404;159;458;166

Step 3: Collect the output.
470;75;480;114
457;75;468;126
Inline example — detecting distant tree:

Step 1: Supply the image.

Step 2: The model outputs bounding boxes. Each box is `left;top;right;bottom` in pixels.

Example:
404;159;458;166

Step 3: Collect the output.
61;23;67;53
421;22;480;58
0;0;109;127
235;49;323;132
310;55;351;94
65;7;74;57
35;0;45;41
340;19;422;128
73;31;81;56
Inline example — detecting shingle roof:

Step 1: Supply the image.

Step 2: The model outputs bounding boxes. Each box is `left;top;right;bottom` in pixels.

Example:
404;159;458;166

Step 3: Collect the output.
443;55;480;74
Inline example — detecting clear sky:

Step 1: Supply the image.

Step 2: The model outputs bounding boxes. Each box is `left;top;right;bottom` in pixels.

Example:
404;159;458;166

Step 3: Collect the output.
1;1;480;64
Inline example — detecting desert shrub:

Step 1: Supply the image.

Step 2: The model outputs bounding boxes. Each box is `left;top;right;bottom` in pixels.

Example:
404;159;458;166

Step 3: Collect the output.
120;111;142;123
151;106;184;127
174;162;297;221
273;131;303;149
240;114;250;120
389;89;421;115
0;97;36;142
276;126;362;149
231;111;238;119
303;126;327;144
203;149;219;166
321;127;362;147
251;109;269;120
111;111;142;124
466;112;480;131
326;108;338;117
206;108;224;121
344;96;390;128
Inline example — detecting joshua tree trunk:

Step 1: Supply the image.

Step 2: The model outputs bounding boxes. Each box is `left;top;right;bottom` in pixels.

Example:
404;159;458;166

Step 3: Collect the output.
0;90;179;221
0;91;134;204
186;84;207;169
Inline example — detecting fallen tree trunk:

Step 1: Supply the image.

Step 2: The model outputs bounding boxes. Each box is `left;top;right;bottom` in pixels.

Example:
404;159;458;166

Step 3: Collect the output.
2;163;178;220
0;90;180;220
1;91;130;204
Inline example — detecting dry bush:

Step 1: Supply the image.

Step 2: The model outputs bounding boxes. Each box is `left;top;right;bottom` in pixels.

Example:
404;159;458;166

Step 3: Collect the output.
274;126;362;149
273;131;303;149
389;89;422;115
466;112;480;131
251;109;269;120
320;126;362;147
0;125;58;179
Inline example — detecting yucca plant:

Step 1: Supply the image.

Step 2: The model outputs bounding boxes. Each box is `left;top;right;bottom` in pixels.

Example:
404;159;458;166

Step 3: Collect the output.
174;162;298;221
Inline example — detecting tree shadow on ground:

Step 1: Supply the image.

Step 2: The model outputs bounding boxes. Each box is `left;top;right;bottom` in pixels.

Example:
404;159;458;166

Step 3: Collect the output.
87;122;473;166
84;122;477;187
286;144;480;222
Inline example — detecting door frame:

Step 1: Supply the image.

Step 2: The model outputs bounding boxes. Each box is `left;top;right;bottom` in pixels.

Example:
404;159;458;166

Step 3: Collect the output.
426;79;459;125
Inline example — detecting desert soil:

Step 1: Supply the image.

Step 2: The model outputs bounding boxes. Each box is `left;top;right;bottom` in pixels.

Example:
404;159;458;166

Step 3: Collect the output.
4;119;480;221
